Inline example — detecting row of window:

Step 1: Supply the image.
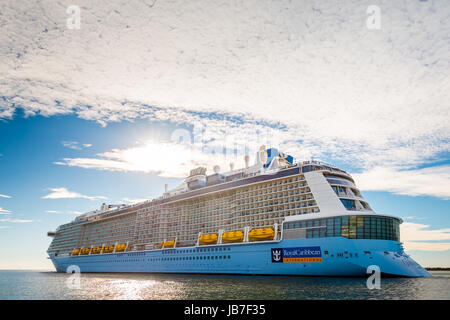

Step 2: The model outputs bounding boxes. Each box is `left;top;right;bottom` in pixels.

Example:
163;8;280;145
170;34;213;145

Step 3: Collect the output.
155;255;231;262
100;255;231;263
118;252;145;257
235;176;305;194
331;185;361;197
325;174;355;184
339;198;370;211
162;247;231;254
283;215;401;241
327;178;354;187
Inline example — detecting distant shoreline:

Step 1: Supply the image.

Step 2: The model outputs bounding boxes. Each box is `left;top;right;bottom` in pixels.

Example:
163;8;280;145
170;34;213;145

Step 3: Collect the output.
425;268;450;271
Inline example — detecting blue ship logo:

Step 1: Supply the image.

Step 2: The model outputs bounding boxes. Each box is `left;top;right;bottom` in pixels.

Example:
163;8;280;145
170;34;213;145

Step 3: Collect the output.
271;248;283;262
271;246;322;263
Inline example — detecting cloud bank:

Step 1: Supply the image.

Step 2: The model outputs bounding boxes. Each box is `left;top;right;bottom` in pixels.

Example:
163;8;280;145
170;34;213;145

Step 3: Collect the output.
0;207;11;215
401;222;450;252
122;198;150;204
353;165;450;199
42;187;107;201
61;141;93;150
45;210;84;215
0;218;33;223
1;0;449;199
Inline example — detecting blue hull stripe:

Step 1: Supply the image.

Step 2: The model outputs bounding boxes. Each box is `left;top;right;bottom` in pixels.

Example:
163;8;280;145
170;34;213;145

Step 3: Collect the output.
50;238;431;277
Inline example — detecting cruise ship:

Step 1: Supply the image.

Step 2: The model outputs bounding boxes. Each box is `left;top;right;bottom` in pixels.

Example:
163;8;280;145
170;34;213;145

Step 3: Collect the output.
47;146;430;277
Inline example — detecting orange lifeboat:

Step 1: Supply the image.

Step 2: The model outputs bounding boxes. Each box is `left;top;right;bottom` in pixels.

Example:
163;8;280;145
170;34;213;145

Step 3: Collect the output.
222;231;244;243
198;233;218;245
248;228;275;241
91;246;102;254
102;245;114;253
80;247;91;255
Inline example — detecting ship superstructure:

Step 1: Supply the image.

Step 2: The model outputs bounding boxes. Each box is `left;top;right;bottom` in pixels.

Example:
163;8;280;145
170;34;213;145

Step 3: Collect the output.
47;146;430;277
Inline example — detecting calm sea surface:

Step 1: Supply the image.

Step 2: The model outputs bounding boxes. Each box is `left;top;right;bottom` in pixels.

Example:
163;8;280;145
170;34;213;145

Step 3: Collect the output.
0;270;449;300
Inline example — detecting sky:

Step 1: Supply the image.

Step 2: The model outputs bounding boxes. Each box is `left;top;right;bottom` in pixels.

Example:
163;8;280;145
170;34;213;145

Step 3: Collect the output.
0;0;449;269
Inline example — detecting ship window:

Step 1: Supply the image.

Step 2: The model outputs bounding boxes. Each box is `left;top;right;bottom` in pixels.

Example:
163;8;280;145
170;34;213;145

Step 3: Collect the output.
340;199;356;210
327;178;353;186
288;215;400;241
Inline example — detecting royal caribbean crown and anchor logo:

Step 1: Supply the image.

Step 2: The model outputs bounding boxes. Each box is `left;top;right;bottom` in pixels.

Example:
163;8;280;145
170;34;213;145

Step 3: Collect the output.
271;246;322;263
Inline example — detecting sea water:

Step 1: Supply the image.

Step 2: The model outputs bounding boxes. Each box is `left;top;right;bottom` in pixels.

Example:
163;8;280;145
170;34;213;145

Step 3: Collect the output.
0;270;449;300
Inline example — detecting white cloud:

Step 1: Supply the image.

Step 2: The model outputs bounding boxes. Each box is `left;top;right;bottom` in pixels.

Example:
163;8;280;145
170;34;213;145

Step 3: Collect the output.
62;141;92;150
55;140;241;178
0;207;11;215
45;210;83;215
55;129;450;199
68;211;84;215
42;187;107;201
0;218;33;223
403;216;427;221
404;242;450;252
1;1;449;198
353;165;450;199
0;226;11;229
0;194;11;198
401;222;450;252
122;198;149;204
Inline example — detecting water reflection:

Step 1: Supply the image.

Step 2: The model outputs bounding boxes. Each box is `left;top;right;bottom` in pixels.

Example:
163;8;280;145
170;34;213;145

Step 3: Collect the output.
0;271;449;300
